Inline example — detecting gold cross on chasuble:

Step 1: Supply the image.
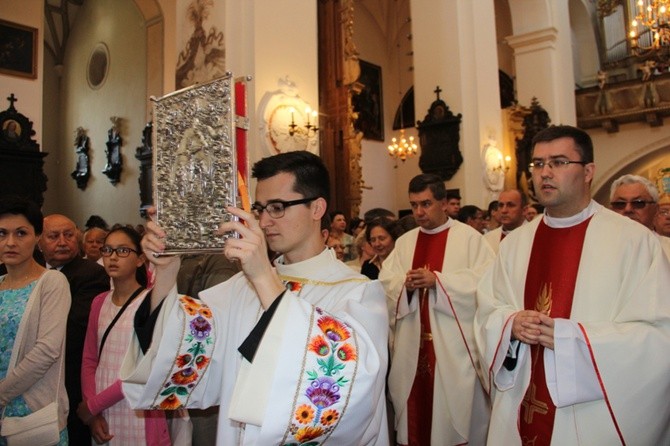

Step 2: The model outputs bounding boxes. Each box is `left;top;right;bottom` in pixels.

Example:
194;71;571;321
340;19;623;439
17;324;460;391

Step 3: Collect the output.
521;383;549;424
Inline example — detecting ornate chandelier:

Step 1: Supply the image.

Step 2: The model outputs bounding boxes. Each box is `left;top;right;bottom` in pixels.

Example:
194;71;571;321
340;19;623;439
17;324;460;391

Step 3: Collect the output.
629;0;670;59
387;129;417;162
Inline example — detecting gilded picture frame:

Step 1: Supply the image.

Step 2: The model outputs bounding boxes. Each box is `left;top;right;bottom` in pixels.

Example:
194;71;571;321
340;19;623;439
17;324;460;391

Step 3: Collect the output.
0;19;38;79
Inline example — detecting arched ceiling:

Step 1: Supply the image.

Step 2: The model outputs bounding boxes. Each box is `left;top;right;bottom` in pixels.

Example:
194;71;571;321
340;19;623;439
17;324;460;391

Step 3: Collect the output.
355;0;413;58
44;0;161;65
44;0;83;64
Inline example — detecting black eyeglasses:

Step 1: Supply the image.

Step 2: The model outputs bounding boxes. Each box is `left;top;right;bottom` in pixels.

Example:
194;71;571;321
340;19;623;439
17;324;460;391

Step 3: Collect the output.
100;246;139;257
251;197;319;219
529;159;588;171
610;200;656;211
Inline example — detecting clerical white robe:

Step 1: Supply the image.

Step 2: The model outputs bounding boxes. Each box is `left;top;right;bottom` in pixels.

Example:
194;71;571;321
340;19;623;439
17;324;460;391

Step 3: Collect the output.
121;249;390;445
658;233;670;260
475;202;670;445
379;220;494;445
483;226;503;254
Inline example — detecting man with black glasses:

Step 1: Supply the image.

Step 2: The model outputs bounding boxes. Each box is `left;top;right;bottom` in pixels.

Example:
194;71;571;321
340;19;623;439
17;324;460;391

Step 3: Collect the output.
609;174;670;258
122;151;390;445
475;125;670;445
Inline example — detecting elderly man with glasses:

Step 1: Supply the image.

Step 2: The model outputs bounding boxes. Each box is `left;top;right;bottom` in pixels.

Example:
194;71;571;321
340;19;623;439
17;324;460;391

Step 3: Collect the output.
475;125;670;445
609;174;670;259
38;214;110;445
122;151;390;445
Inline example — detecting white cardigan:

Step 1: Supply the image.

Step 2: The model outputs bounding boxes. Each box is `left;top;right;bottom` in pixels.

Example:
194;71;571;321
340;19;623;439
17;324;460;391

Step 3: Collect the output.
0;270;71;430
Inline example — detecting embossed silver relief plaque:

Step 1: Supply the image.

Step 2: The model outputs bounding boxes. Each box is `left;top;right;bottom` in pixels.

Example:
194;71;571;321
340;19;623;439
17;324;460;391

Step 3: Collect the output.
152;74;238;255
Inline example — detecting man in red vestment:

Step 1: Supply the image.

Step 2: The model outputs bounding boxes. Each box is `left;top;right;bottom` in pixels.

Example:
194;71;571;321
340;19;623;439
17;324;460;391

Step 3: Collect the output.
475;125;670;445
380;174;494;446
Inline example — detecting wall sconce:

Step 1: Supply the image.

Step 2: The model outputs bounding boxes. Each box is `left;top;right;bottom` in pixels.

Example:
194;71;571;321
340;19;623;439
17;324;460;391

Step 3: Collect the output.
491;153;511;173
289;107;319;137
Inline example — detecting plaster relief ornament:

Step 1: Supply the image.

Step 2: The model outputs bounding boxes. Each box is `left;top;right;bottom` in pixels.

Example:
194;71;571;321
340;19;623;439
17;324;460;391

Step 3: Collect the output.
257;76;319;155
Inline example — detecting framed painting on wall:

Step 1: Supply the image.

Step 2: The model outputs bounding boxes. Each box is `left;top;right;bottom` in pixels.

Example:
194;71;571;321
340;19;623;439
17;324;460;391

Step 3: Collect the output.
0;19;37;79
353;59;384;141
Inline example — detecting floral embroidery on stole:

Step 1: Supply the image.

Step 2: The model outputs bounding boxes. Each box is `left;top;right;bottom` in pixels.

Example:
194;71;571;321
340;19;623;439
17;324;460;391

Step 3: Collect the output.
278;277;361;446
152;295;215;409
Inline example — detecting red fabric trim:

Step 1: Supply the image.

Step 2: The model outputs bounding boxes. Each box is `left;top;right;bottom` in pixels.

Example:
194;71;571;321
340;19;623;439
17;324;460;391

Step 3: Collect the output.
436;278;478;373
577;323;626;446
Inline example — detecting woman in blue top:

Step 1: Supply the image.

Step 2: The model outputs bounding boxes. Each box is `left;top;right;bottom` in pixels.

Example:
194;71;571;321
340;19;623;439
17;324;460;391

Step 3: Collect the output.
0;197;70;445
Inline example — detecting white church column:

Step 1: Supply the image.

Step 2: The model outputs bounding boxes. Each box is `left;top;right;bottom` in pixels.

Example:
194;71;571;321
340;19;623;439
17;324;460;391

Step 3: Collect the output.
411;0;504;207
507;0;576;125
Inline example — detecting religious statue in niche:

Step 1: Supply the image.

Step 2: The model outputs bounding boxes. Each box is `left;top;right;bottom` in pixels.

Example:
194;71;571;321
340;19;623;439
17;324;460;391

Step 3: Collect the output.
175;0;226;89
515;97;550;200
417;86;463;181
70;127;90;189
135;121;153;218
0;93;39;151
102;116;122;185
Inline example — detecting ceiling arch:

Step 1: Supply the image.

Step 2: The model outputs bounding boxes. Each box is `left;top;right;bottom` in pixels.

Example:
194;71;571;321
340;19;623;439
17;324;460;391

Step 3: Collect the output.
44;0;162;65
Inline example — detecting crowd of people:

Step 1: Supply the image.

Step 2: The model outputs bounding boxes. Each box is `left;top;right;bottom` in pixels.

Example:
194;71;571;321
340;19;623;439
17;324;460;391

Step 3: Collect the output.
1;124;669;445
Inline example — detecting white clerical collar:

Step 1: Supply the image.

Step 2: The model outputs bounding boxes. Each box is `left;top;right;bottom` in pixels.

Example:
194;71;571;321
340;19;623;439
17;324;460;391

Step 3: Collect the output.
274;247;333;277
419;218;453;235
543;200;601;228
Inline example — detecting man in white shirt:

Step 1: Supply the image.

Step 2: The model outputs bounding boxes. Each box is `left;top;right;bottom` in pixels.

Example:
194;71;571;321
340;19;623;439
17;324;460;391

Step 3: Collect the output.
475;125;670;445
483;189;526;253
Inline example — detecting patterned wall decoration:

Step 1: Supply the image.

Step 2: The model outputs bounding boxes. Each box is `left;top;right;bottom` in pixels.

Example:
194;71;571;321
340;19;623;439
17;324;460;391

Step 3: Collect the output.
176;0;226;89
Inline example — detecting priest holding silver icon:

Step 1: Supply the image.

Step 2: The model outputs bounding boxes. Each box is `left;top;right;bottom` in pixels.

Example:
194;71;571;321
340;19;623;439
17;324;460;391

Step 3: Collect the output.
120;150;390;445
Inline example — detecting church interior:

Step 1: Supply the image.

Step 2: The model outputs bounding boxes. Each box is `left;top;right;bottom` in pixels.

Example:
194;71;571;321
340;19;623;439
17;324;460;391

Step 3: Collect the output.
1;0;669;226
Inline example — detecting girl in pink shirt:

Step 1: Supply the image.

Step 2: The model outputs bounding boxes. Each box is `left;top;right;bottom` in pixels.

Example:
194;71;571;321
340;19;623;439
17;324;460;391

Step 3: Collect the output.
78;226;170;445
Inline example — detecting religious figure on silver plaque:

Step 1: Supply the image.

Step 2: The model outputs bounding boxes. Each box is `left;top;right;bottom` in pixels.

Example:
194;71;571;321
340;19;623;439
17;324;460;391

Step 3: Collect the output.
152;73;242;254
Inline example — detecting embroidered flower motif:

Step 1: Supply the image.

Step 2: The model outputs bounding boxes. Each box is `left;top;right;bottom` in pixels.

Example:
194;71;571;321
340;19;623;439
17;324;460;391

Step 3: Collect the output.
172;367;198;385
176;354;192;368
317;316;350;342
336;343;357;361
285;309;357;445
286;281;303;293
294;404;315;424
320;409;339;426
190;316;211;341
294;426;324;442
155;295;214;410
158;394;182;410
306;377;340;409
181;296;200;316
194;355;210;370
198;307;213;318
308;335;330;356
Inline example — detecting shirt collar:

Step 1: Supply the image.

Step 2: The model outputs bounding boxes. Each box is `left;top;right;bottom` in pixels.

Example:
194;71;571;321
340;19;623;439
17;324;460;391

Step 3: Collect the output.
419;218;453;235
543;200;600;228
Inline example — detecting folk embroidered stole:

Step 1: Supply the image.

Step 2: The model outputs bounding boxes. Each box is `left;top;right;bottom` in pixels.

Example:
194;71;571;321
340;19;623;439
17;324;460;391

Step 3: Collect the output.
519;218;591;445
275;273;365;444
407;228;449;445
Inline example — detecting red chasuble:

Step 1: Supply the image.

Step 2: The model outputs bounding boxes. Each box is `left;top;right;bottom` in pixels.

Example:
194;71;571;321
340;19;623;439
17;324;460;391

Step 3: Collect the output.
406;228;449;446
519;217;592;446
